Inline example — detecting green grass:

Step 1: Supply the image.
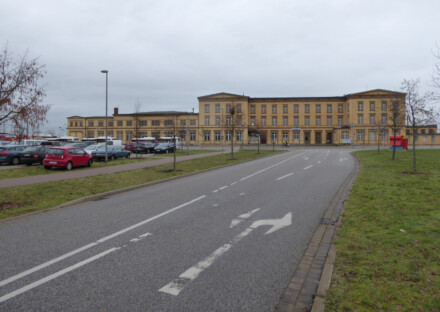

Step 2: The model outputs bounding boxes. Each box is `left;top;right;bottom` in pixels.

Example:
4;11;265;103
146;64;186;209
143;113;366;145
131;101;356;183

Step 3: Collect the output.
0;150;215;180
326;149;440;311
0;150;280;219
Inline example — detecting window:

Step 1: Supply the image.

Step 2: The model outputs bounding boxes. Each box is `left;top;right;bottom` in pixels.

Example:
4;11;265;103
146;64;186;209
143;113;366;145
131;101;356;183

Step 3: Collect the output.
272;105;277;114
282;132;288;142
126;120;132;126
338;116;343;126
98;121;104;127
226;104;231;113
190;120;196;126
369;131;376;141
80;122;83;126
358;115;363;125
225;132;231;141
294;104;299;114
261;117;266;126
87;132;94;138
190;132;196;141
294;116;299;126
294;132;299;141
70;121;73;126
108;121;113;127
205;116;210;126
251;105;255;114
204;131;210;141
164;120;173;126
251;117;255;126
215;116;220;125
97;132;103;137
272;131;278;143
283;105;288;114
88;121;94;127
236;104;241;113
316;104;321;113
126;132;132;141
215;104;220;113
357;131;364;141
151;131;160;138
358;101;363;111
305;116;310;126
429;129;434;134
423;136;427;143
421;129;426;134
342;131;349;140
327;116;332;126
139;120;147;126
382;114;387;124
382;101;387;111
338;104;343;113
215;131;221;141
327;104;332;113
432;136;436;143
381;131;388;141
283;117;288;126
316;116;321;126
272;117;277;126
204;104;210;113
226;117;231;125
180;120;186;126
370;101;375;111
74;122;78;127
261;105;266;114
152;120;160;126
236;131;242;141
370;115;375;124
305;104;310;113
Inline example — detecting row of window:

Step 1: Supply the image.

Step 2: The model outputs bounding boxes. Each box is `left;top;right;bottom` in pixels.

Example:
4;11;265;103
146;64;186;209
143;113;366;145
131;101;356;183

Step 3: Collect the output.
205;104;242;114
72;120;197;128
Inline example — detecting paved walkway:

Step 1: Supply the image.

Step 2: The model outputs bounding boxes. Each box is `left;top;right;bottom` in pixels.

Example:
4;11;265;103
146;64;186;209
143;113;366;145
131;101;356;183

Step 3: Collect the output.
0;152;226;189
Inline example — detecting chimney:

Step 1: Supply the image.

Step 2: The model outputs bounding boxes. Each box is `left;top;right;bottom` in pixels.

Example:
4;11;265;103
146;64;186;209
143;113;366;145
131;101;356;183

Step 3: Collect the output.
114;107;119;115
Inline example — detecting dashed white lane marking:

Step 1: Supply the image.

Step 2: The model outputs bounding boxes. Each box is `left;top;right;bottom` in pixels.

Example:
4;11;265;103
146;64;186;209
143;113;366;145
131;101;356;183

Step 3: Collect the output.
276;173;294;181
304;165;313;170
230;182;238;186
230;208;260;228
219;186;228;191
240;192;246;196
0;247;120;303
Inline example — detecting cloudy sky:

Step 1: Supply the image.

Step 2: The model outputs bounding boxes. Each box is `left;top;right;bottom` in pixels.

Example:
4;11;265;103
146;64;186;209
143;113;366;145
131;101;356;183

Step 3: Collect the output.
1;0;439;133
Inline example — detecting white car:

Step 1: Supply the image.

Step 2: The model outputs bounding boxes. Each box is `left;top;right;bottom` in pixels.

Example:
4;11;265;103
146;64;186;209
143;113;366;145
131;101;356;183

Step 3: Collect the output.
84;144;104;155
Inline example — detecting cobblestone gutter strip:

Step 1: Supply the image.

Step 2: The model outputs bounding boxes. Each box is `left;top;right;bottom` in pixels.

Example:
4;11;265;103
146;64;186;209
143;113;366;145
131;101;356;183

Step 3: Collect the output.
275;153;360;312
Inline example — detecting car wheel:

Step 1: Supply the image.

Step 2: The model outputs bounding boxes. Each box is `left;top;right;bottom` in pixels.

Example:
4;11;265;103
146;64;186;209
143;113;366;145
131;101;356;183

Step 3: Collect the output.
12;157;20;165
87;159;93;167
66;162;73;170
44;166;51;170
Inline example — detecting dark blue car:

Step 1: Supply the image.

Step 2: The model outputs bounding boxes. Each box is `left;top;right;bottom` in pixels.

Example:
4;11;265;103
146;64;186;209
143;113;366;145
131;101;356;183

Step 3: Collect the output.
0;145;27;165
92;145;131;160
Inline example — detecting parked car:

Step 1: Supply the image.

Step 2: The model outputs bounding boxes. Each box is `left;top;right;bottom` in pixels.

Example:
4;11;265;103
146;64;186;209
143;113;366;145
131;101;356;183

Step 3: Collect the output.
92;145;131;160
19;146;50;166
0;145;27;165
133;142;155;154
84;144;103;155
154;142;175;154
124;142;136;151
43;147;93;170
64;142;88;148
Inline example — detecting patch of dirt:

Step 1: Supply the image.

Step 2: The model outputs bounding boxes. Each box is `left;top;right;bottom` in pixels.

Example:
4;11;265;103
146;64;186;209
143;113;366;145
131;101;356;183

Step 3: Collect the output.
0;201;29;211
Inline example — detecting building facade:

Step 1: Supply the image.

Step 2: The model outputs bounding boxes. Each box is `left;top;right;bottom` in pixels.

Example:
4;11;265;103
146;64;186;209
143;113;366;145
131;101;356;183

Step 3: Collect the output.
67;89;439;146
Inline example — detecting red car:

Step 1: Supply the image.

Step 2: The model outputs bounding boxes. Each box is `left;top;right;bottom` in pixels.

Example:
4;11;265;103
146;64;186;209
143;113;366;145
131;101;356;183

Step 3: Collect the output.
43;147;93;170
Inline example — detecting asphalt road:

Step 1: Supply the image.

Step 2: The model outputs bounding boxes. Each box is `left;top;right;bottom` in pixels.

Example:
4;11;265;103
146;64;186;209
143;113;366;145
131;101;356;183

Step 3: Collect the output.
0;148;355;311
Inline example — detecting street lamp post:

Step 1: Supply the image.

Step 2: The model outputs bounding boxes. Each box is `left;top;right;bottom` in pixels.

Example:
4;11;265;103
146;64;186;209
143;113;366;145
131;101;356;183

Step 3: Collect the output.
101;70;108;162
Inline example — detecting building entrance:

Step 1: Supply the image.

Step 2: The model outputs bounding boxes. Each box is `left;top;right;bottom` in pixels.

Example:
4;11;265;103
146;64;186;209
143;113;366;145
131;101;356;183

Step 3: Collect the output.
326;132;333;144
304;131;311;144
315;132;322;144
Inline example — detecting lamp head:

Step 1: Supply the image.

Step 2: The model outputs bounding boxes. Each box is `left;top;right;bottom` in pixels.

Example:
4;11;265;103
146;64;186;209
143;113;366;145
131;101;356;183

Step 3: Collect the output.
101;70;108;73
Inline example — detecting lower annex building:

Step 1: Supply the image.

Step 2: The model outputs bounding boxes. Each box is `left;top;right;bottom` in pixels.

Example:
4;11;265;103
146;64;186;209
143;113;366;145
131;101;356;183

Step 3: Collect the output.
67;89;439;146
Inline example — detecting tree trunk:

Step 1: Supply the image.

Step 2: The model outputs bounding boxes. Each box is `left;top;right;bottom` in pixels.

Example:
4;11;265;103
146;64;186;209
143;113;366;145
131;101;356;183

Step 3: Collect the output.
231;134;234;159
392;131;397;160
412;131;417;173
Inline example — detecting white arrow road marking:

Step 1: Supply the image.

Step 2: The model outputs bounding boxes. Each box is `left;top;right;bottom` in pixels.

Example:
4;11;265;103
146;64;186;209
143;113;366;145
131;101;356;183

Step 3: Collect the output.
230;208;260;228
0;247;120;303
304;165;313;170
160;212;291;296
276;173;293;181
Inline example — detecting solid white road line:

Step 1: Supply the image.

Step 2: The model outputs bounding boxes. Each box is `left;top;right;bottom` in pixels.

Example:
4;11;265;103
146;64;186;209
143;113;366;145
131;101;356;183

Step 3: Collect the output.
0;196;205;289
0;247;119;303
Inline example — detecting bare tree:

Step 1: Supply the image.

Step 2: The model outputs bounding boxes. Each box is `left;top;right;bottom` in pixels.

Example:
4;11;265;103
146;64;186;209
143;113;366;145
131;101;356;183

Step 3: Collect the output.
0;44;49;129
165;113;187;172
401;79;437;173
375;121;388;154
433;44;440;95
387;94;406;160
223;103;245;159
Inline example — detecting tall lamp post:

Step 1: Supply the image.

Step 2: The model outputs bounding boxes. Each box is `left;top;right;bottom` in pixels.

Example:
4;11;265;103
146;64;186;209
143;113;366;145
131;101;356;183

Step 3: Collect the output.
101;70;108;162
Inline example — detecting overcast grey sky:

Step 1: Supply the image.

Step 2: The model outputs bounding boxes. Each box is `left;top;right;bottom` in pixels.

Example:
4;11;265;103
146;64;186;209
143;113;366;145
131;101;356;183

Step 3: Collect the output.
1;0;439;133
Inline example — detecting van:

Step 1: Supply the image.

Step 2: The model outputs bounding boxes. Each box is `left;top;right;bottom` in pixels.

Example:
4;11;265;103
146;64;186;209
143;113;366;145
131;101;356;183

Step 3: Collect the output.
159;137;181;148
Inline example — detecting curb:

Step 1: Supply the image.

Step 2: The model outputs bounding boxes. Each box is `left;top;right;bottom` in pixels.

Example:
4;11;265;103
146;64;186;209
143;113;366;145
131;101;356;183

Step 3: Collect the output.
275;152;360;312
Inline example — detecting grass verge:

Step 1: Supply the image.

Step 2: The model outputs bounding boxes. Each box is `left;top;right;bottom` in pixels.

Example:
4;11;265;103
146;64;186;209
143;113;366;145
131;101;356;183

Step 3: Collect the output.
0;150;280;220
325;149;440;311
0;150;216;180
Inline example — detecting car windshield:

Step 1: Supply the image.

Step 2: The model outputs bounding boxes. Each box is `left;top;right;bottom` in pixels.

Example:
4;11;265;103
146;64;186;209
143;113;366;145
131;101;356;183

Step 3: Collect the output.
48;148;65;155
85;144;99;151
157;143;168;147
23;147;39;152
97;145;112;151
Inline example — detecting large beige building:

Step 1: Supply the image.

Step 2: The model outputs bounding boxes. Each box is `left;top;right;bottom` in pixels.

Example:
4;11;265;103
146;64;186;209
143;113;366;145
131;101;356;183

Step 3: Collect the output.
67;89;439;146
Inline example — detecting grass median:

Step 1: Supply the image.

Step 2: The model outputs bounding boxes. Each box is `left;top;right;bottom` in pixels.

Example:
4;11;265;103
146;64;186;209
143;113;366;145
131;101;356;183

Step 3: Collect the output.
0;150;280;220
325;149;440;311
